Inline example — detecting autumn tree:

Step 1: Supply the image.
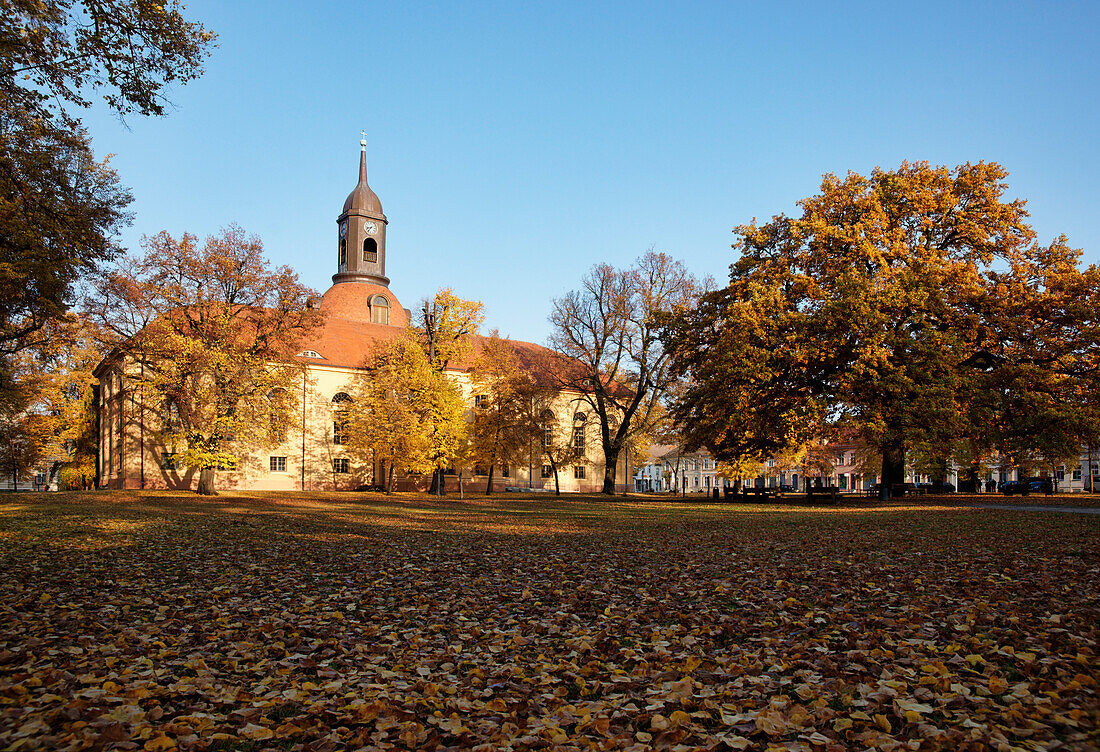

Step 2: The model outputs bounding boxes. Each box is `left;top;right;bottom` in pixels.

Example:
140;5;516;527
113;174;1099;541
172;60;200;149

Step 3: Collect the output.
469;332;537;495
415;288;483;494
550;251;703;494
346;293;477;497
346;334;435;493
667;162;1098;497
715;456;764;493
0;1;213;367
9;313;104;489
88;227;320;495
0;385;48;489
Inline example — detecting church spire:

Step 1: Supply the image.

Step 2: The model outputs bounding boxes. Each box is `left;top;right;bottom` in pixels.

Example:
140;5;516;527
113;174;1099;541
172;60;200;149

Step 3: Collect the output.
334;138;389;286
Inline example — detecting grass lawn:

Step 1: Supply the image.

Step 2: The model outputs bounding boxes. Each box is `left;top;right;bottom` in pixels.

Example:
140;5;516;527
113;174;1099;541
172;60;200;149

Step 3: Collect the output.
0;492;1097;751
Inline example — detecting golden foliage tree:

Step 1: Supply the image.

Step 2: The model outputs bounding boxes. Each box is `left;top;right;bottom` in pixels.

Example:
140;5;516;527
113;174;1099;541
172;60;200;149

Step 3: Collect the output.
346;334;435;493
10;313;104;489
668;162;1099;496
89;227;320;494
416;289;483;494
469;332;538;495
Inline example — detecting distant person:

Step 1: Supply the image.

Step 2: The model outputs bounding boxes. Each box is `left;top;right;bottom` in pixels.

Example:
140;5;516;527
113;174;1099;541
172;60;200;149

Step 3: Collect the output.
989;479;997;493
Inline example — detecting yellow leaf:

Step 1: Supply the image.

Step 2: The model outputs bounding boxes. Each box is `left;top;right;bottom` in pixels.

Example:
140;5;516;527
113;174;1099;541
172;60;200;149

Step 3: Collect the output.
238;723;273;740
144;736;176;752
874;713;891;732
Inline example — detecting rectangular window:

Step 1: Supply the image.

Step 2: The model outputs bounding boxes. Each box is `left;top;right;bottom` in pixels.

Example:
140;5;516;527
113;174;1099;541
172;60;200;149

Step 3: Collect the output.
474;464;488;476
573;426;585;452
270;456;287;472
160;452;177;471
543;427;553;448
1056;468;1065;481
573;466;586;479
1073;469;1082;481
501;465;510;478
541;465;553;479
474;394;488;408
333;419;348;445
333;458;349;474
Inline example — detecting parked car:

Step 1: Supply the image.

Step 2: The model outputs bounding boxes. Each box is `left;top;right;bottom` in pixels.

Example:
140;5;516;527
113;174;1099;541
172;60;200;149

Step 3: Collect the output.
1001;478;1053;496
778;483;795;493
917;482;956;494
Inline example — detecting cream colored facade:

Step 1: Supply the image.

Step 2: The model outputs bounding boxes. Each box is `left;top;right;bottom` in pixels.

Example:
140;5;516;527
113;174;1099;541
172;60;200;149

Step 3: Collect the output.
95;145;627;493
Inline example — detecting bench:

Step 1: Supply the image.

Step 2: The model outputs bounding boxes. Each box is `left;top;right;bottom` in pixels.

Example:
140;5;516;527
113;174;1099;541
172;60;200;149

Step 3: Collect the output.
806;485;839;503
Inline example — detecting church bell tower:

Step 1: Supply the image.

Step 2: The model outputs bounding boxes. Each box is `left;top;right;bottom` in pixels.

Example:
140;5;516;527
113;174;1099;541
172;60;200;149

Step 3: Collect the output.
334;135;389;286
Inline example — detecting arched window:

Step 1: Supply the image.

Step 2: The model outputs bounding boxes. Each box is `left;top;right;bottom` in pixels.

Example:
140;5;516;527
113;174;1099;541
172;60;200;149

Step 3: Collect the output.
370;295;390;325
363;238;378;263
339;239;347;267
332;393;352;445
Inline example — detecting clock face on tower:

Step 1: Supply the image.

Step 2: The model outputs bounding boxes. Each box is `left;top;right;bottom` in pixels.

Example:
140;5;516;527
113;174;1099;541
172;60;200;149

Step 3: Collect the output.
363;221;378;235
339;221;347;238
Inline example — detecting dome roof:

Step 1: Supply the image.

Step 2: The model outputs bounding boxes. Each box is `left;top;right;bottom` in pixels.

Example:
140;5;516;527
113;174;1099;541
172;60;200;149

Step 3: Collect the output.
319;281;407;327
342;146;384;216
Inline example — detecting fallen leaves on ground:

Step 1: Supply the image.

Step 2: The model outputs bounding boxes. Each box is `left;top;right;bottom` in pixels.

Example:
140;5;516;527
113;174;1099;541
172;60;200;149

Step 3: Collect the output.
0;492;1097;751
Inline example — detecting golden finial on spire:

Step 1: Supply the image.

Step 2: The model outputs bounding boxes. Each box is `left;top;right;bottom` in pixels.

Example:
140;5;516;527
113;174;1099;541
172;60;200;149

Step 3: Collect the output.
360;130;367;148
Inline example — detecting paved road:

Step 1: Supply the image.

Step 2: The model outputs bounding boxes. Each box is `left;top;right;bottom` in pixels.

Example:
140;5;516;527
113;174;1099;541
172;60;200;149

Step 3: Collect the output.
970;503;1100;515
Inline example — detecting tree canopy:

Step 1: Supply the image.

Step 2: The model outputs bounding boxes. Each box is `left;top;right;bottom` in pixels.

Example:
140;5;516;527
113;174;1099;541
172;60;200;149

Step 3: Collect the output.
667;161;1099;493
0;0;214;374
89;226;320;494
550;251;703;494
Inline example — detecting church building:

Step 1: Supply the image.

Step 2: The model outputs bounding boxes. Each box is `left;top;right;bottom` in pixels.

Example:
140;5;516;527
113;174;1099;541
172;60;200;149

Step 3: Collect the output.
94;142;626;493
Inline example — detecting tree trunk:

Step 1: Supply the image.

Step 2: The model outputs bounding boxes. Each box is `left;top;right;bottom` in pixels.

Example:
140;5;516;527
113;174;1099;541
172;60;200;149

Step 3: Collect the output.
197;466;217;496
880;430;906;500
601;446;620;495
552;464;560;496
485;466;495;496
386;463;394;495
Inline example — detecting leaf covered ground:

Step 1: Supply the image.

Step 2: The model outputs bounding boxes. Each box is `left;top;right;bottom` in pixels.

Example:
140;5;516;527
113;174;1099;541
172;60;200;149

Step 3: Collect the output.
0;493;1097;751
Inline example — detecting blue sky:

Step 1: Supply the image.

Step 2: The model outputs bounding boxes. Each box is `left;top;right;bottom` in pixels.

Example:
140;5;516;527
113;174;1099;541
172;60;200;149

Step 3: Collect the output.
83;0;1100;344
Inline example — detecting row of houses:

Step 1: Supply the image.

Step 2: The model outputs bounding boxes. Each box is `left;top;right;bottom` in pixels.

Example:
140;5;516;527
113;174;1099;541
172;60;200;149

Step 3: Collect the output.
634;443;1100;494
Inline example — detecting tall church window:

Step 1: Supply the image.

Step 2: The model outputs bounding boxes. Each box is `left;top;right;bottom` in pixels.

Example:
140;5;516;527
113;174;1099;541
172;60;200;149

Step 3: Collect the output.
161;400;180;433
572;412;586;453
339;239;347;267
363;238;378;263
332;392;352;445
370;295;390;325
